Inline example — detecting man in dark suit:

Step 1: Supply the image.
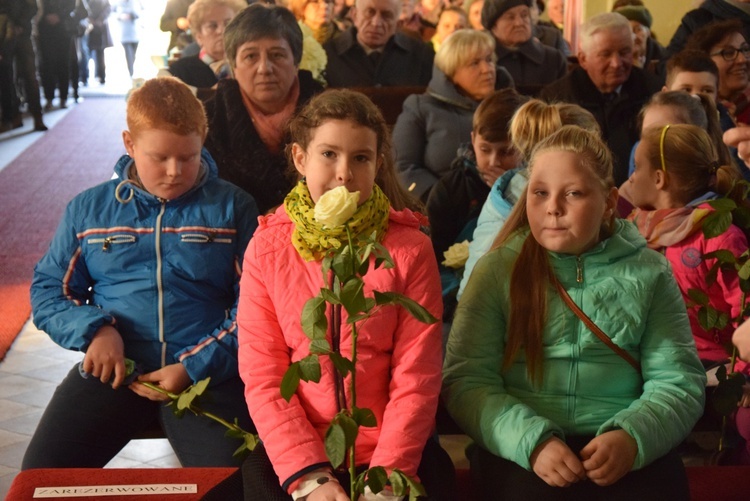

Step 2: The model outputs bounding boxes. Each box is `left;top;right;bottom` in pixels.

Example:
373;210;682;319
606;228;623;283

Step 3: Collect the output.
323;0;434;87
540;12;660;185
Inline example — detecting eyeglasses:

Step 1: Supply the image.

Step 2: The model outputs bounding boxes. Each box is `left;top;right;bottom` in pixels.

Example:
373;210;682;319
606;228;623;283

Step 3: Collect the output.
710;44;750;62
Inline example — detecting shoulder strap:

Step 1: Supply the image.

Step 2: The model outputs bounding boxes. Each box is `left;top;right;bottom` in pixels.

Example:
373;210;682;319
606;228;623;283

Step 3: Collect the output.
553;277;641;373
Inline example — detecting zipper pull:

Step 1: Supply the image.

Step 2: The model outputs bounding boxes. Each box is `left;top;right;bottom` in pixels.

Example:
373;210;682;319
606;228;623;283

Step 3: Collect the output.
102;237;111;251
576;257;583;283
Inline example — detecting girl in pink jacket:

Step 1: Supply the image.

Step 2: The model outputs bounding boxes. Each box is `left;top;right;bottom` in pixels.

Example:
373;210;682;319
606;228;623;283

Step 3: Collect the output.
236;89;455;500
627;123;750;465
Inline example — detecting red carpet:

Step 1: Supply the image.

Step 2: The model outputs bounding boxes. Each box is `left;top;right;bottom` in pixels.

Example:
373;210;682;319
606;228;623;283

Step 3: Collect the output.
0;98;126;360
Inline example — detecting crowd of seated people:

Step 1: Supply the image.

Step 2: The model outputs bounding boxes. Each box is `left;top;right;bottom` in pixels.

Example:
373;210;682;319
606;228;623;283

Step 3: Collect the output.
17;0;750;500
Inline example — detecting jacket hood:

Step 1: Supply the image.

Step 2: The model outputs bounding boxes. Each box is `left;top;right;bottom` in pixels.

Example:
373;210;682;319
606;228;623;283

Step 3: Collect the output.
426;66;478;111
113;147;219;204
489;167;525;213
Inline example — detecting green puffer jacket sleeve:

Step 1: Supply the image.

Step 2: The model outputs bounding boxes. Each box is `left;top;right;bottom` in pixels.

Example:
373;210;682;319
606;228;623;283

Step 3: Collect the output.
442;245;564;470
597;266;706;469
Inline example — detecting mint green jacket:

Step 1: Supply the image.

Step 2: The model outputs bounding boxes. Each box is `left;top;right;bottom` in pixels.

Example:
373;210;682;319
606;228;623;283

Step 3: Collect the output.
443;219;705;471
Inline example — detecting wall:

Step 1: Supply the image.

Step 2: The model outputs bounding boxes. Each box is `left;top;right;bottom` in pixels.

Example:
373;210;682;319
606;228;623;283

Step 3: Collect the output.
543;0;704;51
584;0;702;44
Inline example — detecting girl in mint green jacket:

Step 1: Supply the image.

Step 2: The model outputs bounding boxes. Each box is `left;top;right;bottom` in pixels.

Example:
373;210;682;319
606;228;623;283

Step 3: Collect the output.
443;126;706;500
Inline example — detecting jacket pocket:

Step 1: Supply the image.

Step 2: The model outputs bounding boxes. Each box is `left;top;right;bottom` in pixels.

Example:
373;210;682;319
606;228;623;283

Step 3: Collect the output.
87;234;137;251
180;233;233;244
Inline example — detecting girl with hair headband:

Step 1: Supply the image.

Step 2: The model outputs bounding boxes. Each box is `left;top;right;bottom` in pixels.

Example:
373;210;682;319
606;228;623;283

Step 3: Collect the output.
628;123;750;465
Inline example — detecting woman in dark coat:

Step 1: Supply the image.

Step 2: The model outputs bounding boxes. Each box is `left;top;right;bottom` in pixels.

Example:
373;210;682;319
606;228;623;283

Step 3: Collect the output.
204;4;323;214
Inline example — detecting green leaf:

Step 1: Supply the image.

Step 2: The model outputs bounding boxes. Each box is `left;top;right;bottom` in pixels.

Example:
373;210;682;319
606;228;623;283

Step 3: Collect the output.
733;206;750;228
321;255;333;283
352;406;377;427
739;259;750;281
712;372;745;416
358;254;370;276
687;288;709;306
374;291;438;324
232;441;249;459
175;377;211;411
706;261;720;287
715;312;730;331
332;252;355;283
280;362;301;402
324;423;346;468
336;413;359;449
707;198;737;211
310;339;331;355
372;242;395;270
353;471;367;497
395;468;426;499
320;288;341;305
702;211;733;239
299;354;321;383
341;277;367;316
703;249;737;265
389;470;407;496
698;305;720;331
329;352;354;377
366;466;388;494
301;296;328;340
124;358;136;377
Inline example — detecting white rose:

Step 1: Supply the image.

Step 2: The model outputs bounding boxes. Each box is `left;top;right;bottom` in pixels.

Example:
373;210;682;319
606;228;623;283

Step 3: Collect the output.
442;240;470;269
314;186;360;228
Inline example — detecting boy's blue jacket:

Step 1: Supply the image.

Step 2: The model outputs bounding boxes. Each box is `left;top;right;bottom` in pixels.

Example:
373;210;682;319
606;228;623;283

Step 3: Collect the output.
31;150;259;385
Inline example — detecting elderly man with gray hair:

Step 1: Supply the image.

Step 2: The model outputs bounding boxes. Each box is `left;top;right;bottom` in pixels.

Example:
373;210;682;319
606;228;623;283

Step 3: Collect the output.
323;0;435;87
540;12;660;185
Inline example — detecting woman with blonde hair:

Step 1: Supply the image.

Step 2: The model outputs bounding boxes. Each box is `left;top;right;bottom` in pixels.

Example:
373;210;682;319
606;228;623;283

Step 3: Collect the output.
394;29;513;201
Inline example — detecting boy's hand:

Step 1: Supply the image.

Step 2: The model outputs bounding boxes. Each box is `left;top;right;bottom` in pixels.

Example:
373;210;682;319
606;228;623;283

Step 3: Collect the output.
83;325;126;388
530;436;586;487
580;430;637;486
307;481;349;501
130;363;192;401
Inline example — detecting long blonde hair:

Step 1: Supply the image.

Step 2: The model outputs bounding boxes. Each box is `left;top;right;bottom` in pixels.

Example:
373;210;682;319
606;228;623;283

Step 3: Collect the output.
493;126;615;384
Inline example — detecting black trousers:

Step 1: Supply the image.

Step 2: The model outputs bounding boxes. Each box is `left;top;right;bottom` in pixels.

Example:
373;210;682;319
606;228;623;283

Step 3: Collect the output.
203;436;457;500
469;436;689;501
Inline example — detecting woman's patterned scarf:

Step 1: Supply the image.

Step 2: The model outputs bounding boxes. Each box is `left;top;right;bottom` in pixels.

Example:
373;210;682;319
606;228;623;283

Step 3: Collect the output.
284;181;390;261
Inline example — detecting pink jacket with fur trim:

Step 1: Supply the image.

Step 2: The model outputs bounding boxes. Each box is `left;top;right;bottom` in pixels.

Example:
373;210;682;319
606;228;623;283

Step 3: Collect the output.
665;219;748;374
237;206;443;490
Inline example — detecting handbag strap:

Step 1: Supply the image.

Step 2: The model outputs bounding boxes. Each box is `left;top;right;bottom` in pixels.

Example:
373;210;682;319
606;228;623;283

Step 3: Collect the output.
553;277;641;373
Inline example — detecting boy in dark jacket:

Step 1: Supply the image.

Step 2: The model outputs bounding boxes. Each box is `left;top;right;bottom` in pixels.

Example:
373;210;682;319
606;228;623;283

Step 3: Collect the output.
426;88;526;318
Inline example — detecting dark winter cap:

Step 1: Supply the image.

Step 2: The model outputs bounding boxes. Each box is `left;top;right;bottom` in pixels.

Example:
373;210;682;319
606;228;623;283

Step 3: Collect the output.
614;5;653;29
481;0;533;31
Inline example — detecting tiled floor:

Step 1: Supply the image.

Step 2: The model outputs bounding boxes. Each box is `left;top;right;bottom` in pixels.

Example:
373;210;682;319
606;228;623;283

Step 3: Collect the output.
0;321;182;499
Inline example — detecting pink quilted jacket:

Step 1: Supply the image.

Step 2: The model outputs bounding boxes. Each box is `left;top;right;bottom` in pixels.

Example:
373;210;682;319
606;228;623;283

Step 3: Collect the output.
665;215;749;374
237;206;443;489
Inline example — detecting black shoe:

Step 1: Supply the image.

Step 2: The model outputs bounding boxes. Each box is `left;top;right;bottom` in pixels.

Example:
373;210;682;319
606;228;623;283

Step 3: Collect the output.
33;115;48;131
44;102;53;112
